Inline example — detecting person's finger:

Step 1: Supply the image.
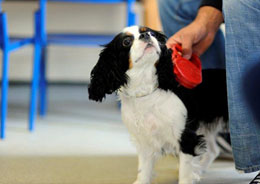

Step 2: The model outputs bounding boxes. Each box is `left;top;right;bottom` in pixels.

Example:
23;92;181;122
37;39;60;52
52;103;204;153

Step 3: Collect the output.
181;36;193;59
166;36;180;48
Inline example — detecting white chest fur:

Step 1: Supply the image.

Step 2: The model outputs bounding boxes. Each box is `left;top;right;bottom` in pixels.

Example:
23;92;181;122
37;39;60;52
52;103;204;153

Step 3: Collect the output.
119;89;187;155
119;58;188;155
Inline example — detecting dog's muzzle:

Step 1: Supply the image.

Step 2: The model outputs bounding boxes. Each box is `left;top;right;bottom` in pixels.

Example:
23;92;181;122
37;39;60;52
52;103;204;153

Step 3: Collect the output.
139;32;151;43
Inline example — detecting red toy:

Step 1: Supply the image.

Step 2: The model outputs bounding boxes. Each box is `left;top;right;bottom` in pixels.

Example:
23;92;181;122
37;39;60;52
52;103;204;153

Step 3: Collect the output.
171;44;202;89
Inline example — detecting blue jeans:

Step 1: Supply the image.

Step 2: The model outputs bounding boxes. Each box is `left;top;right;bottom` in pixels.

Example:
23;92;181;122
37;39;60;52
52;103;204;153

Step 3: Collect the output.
159;0;260;173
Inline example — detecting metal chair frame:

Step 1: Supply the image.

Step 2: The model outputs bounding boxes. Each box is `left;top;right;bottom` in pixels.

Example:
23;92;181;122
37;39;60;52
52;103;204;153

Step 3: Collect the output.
0;1;41;139
29;0;136;131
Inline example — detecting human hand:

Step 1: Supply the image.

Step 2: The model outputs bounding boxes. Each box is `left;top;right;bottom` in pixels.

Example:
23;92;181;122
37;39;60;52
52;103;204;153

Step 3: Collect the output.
166;7;223;59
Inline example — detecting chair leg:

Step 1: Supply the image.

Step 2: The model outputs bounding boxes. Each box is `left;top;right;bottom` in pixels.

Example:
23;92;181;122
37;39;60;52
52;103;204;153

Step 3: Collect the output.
29;42;41;131
1;50;9;139
39;46;47;117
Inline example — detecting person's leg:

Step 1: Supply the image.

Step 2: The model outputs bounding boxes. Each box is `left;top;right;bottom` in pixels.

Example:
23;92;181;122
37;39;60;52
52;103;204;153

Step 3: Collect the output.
158;0;225;69
243;62;260;184
243;62;260;123
223;0;260;173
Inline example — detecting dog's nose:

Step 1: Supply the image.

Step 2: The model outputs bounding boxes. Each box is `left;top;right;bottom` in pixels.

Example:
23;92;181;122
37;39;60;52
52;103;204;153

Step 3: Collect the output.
139;32;150;42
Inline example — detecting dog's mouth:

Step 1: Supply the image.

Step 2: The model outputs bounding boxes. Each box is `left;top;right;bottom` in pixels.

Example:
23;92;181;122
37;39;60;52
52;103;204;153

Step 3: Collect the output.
145;42;154;49
134;42;160;63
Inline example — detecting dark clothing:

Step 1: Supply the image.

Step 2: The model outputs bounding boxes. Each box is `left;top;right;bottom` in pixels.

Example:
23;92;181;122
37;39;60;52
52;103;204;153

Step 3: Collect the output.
200;0;222;11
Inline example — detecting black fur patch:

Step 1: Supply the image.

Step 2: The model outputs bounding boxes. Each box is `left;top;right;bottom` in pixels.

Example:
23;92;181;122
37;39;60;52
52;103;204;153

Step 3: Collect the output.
88;33;131;102
179;128;206;156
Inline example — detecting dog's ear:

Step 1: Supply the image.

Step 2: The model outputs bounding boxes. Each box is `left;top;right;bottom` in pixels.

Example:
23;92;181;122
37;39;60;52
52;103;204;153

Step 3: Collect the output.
156;45;180;91
88;37;129;102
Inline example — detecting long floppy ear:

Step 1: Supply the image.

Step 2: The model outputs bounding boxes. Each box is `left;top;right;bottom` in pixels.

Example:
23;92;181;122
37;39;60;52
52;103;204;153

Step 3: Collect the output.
88;37;129;102
156;45;180;91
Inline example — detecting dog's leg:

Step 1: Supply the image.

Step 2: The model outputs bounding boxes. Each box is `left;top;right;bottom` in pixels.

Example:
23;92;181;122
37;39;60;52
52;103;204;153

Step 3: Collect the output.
133;149;157;184
197;124;221;173
200;134;220;172
179;152;201;184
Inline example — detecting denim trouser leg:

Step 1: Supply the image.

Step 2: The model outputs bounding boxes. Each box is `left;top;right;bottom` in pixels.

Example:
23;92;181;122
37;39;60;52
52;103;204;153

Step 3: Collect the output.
158;0;225;69
223;0;260;173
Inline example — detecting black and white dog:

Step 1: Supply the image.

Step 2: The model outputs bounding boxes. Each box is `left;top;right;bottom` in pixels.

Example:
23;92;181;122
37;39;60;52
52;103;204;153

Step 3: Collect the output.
88;26;228;184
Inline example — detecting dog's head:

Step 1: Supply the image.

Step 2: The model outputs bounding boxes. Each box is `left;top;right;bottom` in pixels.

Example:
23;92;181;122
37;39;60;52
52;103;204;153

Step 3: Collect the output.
88;26;167;102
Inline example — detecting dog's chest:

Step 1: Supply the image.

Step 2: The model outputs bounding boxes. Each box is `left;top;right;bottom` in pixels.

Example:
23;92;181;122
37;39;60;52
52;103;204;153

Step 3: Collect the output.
119;89;187;152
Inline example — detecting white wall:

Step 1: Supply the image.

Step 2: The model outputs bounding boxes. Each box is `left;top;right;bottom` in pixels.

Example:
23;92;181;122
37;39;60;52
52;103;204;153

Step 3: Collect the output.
0;1;143;82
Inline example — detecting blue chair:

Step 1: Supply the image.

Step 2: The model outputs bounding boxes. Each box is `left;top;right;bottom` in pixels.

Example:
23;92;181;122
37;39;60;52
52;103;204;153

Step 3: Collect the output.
0;2;41;139
29;0;136;130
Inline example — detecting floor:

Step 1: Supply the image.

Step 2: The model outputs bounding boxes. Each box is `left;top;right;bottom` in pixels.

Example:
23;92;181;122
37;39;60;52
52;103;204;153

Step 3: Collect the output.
0;85;257;184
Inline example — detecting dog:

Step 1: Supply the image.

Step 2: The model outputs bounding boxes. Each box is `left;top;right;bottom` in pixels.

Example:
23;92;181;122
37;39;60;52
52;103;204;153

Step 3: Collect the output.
88;26;228;184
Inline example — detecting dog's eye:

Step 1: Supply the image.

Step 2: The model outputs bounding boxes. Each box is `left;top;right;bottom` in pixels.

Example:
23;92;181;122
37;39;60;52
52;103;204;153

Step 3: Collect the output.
123;37;133;47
